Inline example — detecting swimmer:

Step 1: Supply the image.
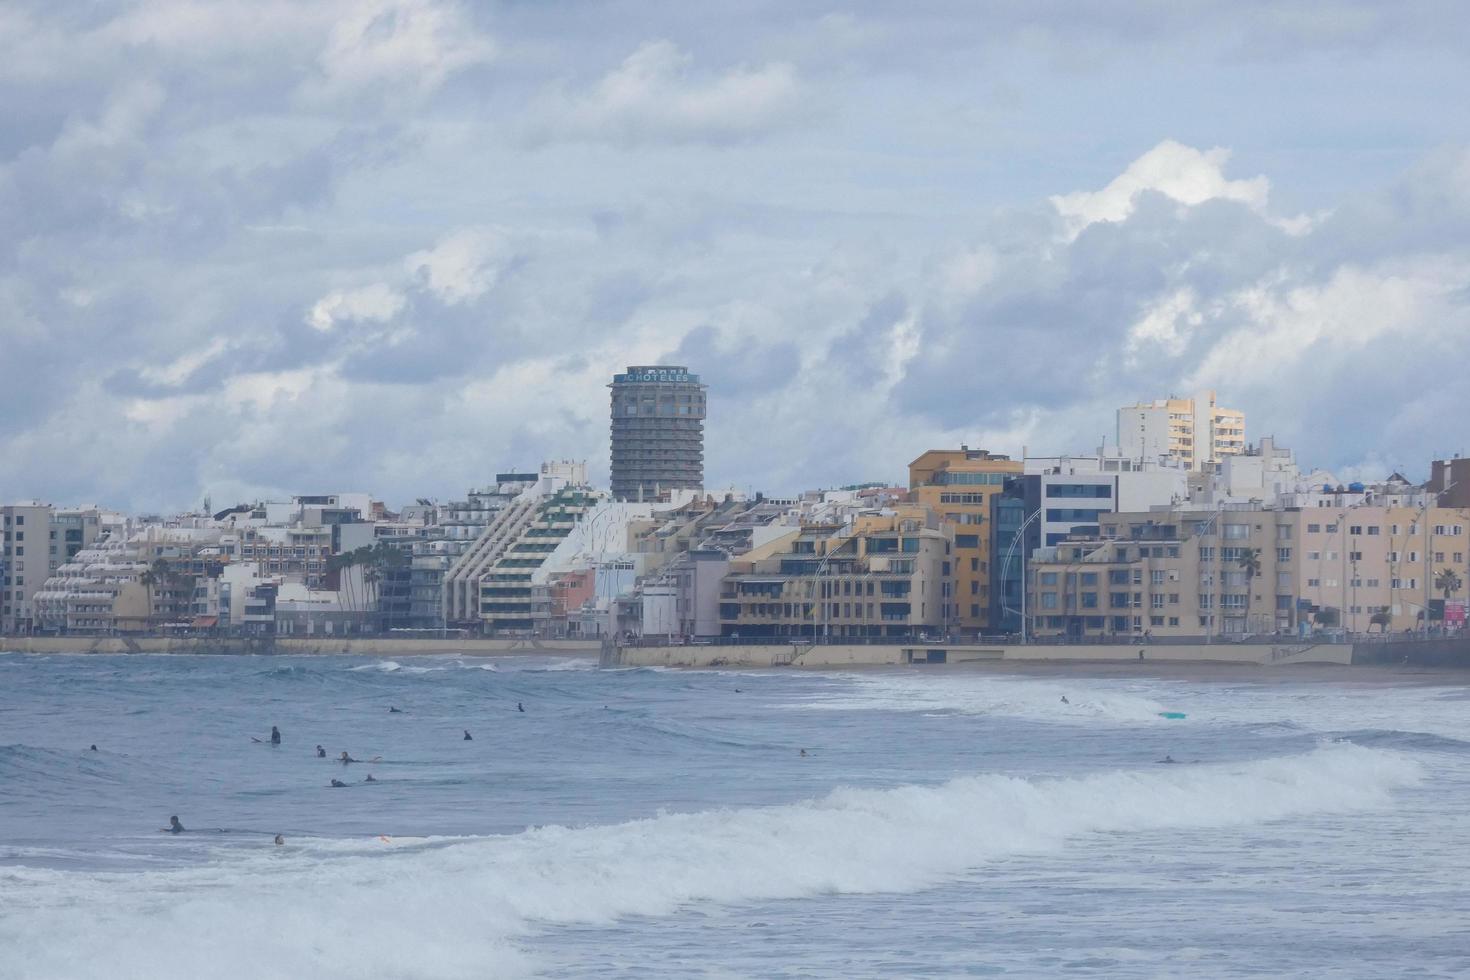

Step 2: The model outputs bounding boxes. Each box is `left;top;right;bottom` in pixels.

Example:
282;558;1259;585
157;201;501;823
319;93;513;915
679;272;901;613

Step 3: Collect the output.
89;744;98;751
164;815;185;834
270;725;281;745
340;751;359;763
799;748;807;757
389;706;403;713
316;745;326;758
365;773;377;783
463;730;473;741
330;778;347;788
517;702;524;713
1060;696;1069;704
274;834;285;846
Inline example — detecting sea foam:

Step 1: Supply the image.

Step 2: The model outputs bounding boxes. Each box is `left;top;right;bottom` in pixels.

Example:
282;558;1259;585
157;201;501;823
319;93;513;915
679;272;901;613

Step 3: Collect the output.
0;743;1419;980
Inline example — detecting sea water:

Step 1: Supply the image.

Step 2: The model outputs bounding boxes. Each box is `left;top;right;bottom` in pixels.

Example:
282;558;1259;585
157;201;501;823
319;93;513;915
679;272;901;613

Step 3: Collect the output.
1;653;1468;979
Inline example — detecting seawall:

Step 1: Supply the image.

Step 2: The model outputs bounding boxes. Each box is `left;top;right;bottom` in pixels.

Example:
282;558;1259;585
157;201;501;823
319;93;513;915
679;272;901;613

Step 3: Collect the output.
611;641;1363;669
0;636;601;657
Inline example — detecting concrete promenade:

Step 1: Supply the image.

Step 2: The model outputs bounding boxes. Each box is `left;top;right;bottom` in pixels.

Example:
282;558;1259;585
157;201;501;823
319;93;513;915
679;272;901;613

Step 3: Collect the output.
0;636;601;656
610;640;1365;669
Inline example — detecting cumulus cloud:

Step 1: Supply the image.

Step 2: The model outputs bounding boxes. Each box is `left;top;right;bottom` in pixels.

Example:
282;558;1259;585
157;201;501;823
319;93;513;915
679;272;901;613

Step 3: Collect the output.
529;40;802;145
303;0;494;105
1050;140;1309;240
4;2;1470;511
404;227;514;305
307;283;406;331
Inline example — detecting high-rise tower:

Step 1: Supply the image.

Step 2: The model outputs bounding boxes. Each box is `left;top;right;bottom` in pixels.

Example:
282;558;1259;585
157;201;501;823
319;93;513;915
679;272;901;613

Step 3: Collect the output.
608;365;706;501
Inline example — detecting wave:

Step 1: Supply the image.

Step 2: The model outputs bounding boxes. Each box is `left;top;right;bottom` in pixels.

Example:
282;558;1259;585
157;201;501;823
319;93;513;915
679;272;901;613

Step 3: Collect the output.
799;672;1172;725
0;743;1418;979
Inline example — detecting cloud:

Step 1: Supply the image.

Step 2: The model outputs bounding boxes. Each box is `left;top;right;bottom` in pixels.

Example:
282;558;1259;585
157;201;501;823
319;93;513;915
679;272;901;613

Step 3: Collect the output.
404;226;514;305
303;0;494;105
529;40;802;145
1050;140;1307;240
306;283;406;331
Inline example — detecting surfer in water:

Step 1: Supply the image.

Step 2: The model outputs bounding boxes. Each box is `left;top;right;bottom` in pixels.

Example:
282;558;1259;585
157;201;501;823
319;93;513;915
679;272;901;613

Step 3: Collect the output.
1158;755;1178;764
340;751;359;764
389;706;403;713
274;835;285;845
316;745;326;758
270;725;281;745
517;702;524;713
1060;696;1069;704
165;815;186;834
89;744;98;751
365;773;377;783
330;778;347;788
463;730;473;741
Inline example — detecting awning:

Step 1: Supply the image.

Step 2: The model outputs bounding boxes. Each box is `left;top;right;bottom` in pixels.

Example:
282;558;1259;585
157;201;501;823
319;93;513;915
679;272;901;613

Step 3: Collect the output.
191;616;219;628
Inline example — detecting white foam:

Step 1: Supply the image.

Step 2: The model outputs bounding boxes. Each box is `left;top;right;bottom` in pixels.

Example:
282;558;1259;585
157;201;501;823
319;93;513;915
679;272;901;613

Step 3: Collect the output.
801;672;1172;725
0;744;1418;979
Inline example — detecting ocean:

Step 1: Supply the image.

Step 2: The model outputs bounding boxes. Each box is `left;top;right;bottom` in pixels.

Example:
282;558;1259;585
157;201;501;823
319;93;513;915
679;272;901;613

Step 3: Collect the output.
1;652;1468;979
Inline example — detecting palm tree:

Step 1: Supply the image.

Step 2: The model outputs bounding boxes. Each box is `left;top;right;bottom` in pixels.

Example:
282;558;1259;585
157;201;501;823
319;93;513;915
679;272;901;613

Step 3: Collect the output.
137;562;161;629
1435;567;1463;600
1236;547;1262;633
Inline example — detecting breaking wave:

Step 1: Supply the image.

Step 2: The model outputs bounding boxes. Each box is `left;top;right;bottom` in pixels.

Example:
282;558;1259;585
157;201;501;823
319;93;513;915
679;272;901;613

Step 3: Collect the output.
800;672;1174;725
0;743;1418;980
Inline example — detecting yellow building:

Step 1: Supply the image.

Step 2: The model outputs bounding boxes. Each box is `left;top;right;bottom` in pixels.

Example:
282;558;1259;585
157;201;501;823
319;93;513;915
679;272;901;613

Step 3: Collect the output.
1117;390;1244;470
908;447;1022;634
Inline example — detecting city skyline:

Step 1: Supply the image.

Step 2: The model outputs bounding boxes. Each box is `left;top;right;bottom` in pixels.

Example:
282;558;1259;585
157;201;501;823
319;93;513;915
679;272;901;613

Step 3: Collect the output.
3;2;1470;512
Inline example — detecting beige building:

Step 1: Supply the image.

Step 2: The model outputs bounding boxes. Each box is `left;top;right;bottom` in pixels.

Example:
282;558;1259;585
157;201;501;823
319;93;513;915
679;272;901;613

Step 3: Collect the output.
1117;391;1245;470
1027;506;1293;639
1027;502;1470;639
718;506;952;639
1294;505;1470;633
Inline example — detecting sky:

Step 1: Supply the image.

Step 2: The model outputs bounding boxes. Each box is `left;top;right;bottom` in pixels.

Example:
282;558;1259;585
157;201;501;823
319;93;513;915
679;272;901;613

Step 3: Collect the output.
2;1;1470;512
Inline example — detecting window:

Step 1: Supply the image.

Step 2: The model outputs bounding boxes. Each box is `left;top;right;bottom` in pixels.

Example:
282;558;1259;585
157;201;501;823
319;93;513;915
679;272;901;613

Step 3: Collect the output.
1435;552;1445;563
1151;594;1164;609
1326;523;1338;533
1150;615;1165;626
1080;572;1098;586
1168;593;1180;604
1040;572;1058;585
1151;570;1165;585
1307;523;1321;534
1223;524;1249;540
1041;592;1058;609
955;534;980;549
1081;592;1098;609
1367;526;1380;536
1277;548;1291;562
970;558;978;572
1111;592;1130;608
1349;525;1362;536
1308;578;1320;587
1108;570;1129;585
1168;616;1179;626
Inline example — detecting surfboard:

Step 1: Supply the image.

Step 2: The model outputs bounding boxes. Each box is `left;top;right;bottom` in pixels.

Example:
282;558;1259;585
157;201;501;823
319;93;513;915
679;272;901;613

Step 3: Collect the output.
1157;711;1187;720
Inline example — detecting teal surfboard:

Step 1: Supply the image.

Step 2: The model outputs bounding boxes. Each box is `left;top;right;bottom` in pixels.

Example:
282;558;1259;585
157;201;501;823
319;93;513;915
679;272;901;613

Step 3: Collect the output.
1157;711;1187;720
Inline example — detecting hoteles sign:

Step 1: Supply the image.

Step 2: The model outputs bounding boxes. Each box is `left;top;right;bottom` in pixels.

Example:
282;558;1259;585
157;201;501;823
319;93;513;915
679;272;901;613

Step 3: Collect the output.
614;368;698;384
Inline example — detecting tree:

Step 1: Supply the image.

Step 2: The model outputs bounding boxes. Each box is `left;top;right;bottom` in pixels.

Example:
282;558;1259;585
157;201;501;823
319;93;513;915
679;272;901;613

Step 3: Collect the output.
137;561;162;627
1236;547;1262;632
1435;568;1463;600
1369;610;1392;633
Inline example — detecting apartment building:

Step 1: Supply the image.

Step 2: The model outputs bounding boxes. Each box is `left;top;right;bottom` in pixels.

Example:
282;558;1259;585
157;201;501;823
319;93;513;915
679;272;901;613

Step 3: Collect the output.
1294;505;1470;633
2;503;52;633
479;484;601;633
717;507;952;639
1117;390;1245;470
1026;506;1293;639
908;448;1021;633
